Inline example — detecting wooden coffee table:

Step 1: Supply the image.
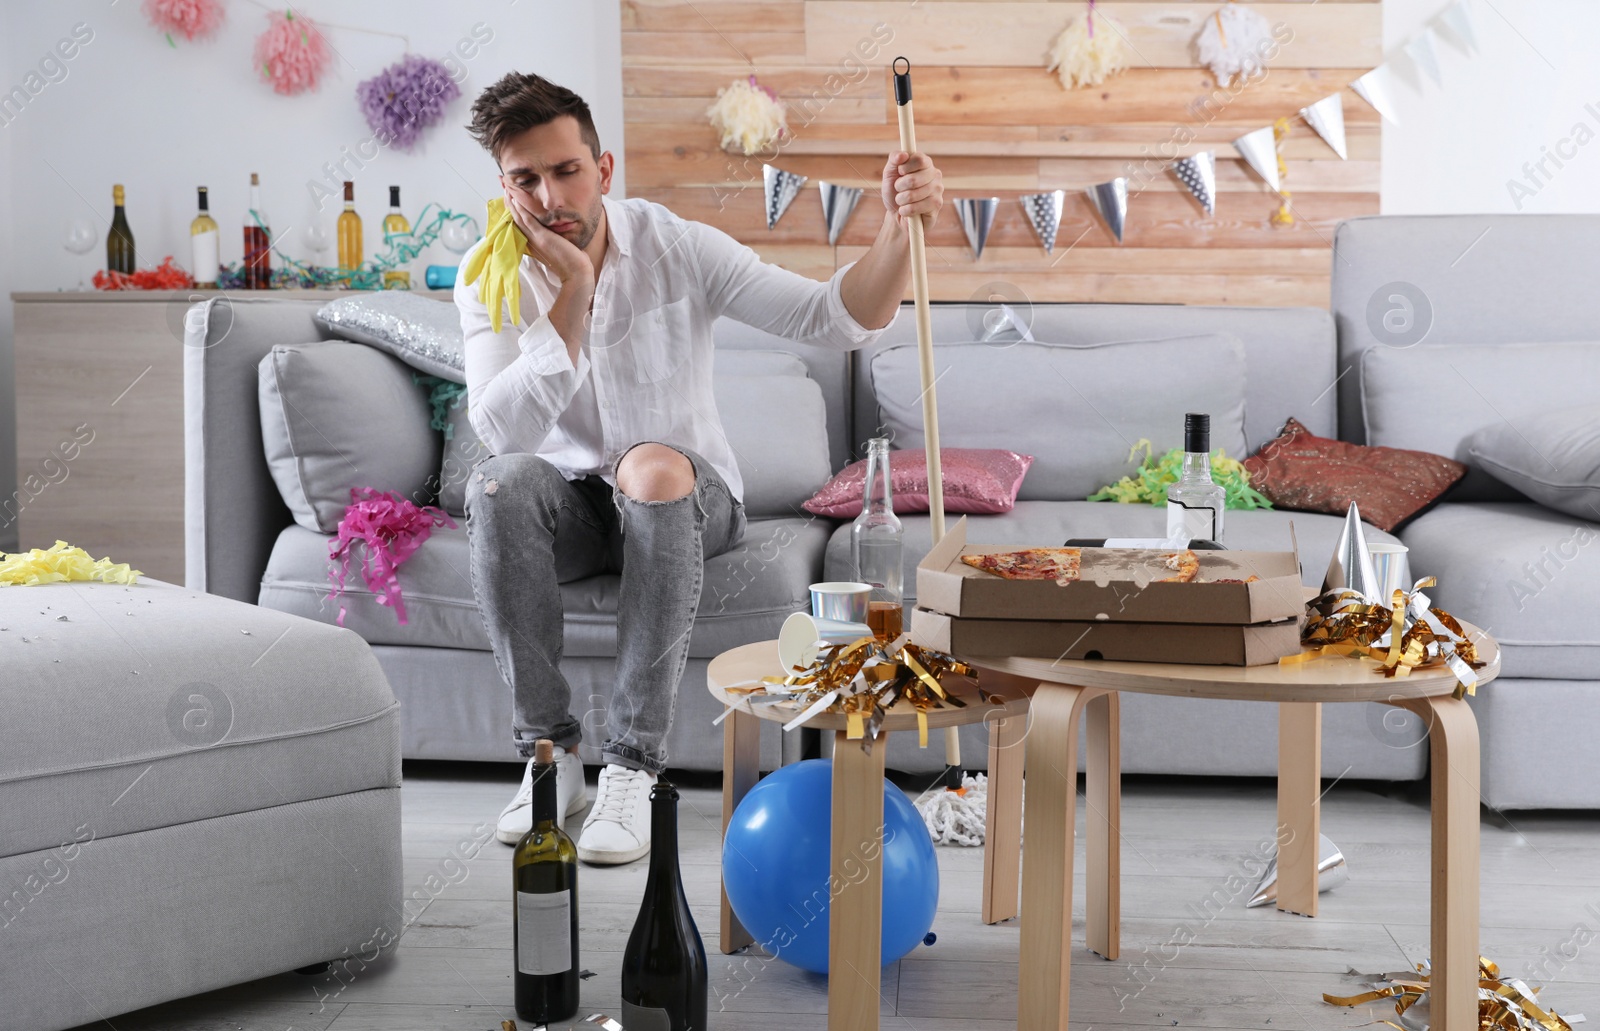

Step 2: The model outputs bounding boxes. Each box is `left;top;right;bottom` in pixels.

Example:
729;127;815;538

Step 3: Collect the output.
968;624;1499;1031
708;639;1033;1031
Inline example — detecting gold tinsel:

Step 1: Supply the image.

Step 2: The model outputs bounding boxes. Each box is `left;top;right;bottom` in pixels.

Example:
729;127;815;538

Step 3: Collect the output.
1324;955;1580;1031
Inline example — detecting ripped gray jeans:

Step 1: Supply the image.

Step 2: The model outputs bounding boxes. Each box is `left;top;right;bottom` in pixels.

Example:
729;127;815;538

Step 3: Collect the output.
463;442;746;773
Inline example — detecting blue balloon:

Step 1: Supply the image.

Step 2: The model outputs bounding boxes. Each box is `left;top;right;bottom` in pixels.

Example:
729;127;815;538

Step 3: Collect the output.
720;759;939;974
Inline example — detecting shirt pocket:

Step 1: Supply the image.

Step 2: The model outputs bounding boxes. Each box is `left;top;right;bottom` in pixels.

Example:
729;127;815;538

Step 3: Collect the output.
630;297;694;384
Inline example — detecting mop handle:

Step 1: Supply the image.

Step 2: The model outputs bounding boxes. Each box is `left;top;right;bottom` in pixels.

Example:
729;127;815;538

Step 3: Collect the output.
893;57;959;772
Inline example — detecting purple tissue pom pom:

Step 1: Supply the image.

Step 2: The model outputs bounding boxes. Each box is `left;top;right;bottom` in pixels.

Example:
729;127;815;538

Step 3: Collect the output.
356;54;461;152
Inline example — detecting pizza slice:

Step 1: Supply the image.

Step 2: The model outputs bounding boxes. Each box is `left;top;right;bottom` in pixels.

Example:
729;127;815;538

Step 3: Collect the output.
1158;550;1200;583
960;547;1083;585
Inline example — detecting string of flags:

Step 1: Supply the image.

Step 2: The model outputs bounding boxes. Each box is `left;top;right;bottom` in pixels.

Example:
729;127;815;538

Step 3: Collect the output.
757;0;1477;256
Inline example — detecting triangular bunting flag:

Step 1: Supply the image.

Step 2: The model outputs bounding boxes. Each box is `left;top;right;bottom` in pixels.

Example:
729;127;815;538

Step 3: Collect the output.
955;197;999;259
1300;93;1348;160
763;164;807;230
1019;191;1065;253
1232;126;1281;193
1085;178;1128;244
1350;65;1401;125
1434;0;1479;56
1171;151;1216;216
1405;29;1444;88
817;181;863;246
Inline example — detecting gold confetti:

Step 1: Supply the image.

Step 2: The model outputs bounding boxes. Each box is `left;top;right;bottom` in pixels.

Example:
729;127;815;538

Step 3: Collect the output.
1324;956;1579;1031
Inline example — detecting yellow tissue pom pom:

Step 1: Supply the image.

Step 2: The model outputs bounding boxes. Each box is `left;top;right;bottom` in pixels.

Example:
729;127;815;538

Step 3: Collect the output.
707;76;788;156
1046;8;1132;90
0;540;142;586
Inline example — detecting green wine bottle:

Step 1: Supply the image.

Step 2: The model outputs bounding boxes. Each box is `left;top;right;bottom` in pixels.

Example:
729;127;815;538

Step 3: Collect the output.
621;780;708;1030
107;184;136;275
512;738;580;1024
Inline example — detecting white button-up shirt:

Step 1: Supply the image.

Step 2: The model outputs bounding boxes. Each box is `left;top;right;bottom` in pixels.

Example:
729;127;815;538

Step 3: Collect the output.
456;195;890;503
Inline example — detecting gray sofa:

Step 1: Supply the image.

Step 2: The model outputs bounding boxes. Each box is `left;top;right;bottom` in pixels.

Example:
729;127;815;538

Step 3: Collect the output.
183;213;1600;808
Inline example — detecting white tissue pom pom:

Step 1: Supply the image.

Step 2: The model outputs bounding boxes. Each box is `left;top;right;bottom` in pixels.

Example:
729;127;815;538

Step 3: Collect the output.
1194;3;1276;88
1046;11;1132;90
706;77;788;156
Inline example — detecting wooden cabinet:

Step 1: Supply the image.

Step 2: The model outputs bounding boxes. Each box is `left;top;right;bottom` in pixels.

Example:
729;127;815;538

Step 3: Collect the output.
9;289;449;585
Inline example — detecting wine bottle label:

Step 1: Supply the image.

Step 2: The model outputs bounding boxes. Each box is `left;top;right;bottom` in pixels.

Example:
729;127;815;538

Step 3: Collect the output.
1166;499;1216;541
192;230;219;283
619;999;673;1031
515;889;572;976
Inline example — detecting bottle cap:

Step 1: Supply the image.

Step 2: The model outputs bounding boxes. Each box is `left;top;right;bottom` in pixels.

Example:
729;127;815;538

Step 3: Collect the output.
1184;412;1210;453
344;181;355;201
250;172;259;185
390;185;401;204
113;184;125;203
650;779;679;802
534;738;553;764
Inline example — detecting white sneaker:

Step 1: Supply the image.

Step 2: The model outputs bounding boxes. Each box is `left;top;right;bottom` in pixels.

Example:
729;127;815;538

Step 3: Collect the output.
496;745;588;845
576;764;657;865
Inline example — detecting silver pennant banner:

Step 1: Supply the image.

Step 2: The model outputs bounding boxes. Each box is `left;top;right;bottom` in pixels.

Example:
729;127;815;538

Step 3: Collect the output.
1300;92;1348;160
1171;151;1216;216
1232;125;1281;194
1321;501;1381;605
816;180;863;246
1406;29;1444;88
1019;190;1065;253
1084;178;1128;244
955;196;999;259
1246;833;1349;909
1350;65;1401;125
763;164;808;230
1435;0;1479;55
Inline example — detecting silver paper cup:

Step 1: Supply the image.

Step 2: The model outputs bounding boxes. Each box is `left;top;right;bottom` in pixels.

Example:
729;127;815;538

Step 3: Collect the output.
809;581;871;623
778;611;874;673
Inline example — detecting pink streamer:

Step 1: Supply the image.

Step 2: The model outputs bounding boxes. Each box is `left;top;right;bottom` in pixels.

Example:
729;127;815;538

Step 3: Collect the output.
327;487;456;627
1088;0;1097;37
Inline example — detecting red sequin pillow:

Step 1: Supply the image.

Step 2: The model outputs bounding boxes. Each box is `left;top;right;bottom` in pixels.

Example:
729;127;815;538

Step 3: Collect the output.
802;448;1034;519
1242;418;1466;533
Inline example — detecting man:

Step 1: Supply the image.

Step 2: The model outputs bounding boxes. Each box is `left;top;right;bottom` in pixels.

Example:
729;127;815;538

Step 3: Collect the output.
457;71;943;863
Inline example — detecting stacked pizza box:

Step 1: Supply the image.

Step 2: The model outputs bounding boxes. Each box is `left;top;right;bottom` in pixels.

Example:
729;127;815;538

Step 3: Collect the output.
909;518;1306;666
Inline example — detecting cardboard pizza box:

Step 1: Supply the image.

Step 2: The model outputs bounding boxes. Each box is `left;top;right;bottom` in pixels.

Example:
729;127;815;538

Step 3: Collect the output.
910;606;1304;667
915;517;1304;626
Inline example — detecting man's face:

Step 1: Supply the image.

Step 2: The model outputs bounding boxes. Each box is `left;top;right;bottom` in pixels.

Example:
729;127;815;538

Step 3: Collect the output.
497;114;613;251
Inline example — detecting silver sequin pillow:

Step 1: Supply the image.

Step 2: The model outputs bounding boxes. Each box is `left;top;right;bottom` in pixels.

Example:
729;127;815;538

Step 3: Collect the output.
315;292;465;381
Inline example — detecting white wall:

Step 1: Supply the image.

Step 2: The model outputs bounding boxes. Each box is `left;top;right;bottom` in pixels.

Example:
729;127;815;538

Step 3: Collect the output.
1382;0;1600;213
0;0;623;552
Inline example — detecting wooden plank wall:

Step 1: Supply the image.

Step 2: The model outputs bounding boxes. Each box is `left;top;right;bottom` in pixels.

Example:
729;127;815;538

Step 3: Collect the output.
620;1;1382;307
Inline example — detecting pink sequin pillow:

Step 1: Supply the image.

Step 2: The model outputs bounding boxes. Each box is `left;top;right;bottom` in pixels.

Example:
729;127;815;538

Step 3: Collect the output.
802;448;1034;518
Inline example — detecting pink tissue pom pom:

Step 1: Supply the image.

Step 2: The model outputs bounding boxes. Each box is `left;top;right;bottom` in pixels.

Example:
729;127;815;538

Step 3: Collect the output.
253;9;332;96
143;0;225;41
327;487;456;627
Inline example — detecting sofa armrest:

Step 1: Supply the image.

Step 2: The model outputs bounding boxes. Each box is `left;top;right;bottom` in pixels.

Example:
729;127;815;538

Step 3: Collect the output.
183;297;329;602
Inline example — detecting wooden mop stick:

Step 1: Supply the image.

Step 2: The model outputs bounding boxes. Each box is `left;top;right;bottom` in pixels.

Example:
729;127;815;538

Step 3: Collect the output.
893;57;960;771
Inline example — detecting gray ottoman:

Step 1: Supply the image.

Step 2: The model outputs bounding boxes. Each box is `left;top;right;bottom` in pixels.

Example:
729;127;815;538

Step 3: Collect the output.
0;578;401;1031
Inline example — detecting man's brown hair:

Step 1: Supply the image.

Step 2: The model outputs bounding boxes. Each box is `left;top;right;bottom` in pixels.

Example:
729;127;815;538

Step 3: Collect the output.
467;71;601;165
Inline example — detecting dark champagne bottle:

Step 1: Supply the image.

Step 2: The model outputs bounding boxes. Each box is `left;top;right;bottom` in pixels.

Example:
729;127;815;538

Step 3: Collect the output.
107;184;136;275
512;739;580;1024
621;781;708;1031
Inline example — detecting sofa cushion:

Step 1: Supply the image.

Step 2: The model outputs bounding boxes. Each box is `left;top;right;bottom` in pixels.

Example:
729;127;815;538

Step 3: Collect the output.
258;342;442;533
823;501;1399;606
0;579;399;861
315;291;466;380
712;351;833;518
868;335;1249;502
1361;340;1600;502
1397;502;1600;680
259;516;832;658
1468;402;1600;522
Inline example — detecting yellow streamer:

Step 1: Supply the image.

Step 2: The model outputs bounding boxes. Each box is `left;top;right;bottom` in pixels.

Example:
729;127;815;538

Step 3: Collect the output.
0;540;140;586
1270;116;1294;226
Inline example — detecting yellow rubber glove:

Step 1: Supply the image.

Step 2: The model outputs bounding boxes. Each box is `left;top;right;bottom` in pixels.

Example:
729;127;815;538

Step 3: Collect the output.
462;197;528;335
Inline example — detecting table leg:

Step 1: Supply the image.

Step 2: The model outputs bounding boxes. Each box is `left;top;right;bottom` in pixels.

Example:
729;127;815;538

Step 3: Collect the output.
1084;691;1120;960
828;729;887;1031
983;713;1026;924
720;706;760;954
1397;695;1480;1031
1019;683;1104;1031
1276;701;1322;917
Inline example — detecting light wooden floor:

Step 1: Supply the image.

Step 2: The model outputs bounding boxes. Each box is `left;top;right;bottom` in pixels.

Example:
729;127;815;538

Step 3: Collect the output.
77;764;1600;1030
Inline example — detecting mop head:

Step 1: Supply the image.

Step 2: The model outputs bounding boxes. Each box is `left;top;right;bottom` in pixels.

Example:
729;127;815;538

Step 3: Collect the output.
915;773;990;847
1046;9;1132;90
706;76;788;156
1194;2;1276;88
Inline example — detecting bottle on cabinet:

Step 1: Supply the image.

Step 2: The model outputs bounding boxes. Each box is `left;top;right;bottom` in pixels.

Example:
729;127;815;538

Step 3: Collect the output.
852;437;904;640
621;781;708;1031
1165;412;1227;544
107;184;136;275
190;187;219;289
243;173;272;289
382;185;411;290
337;181;363;286
512;738;580;1024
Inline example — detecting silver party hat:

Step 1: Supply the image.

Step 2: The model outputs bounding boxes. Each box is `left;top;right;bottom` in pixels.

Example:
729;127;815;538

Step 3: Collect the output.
1232;126;1281;193
763;164;808;230
1171;151;1217;216
1300;93;1348;160
1322;501;1381;604
1350;65;1401;125
817;180;863;246
955;196;999;259
1247;834;1349;909
1019;190;1065;253
1085;177;1128;244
